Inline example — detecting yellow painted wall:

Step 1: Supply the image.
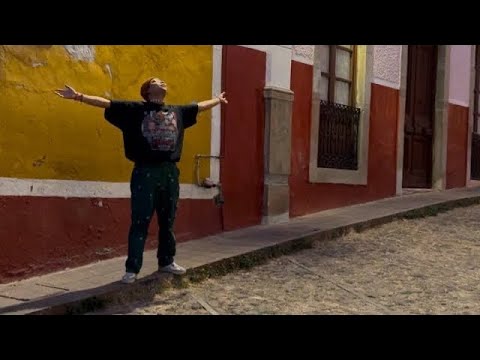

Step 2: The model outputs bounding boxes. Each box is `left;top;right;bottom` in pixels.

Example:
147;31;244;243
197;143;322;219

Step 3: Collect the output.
354;45;367;108
0;45;212;183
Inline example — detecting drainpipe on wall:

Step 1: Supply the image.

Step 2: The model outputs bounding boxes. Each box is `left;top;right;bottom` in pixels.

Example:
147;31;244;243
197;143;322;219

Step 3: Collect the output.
194;154;225;230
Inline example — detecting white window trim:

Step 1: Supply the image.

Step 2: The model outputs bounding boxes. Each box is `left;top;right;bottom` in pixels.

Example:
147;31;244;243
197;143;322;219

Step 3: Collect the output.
309;45;374;185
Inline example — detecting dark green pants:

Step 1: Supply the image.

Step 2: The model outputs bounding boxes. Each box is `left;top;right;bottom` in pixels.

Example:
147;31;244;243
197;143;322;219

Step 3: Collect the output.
126;163;179;274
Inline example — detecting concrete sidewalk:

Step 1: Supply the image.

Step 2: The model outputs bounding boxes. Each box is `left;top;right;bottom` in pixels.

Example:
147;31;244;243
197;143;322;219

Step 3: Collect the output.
2;186;480;315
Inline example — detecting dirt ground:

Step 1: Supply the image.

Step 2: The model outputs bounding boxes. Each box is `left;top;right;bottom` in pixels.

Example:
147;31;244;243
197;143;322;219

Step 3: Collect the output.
96;205;480;315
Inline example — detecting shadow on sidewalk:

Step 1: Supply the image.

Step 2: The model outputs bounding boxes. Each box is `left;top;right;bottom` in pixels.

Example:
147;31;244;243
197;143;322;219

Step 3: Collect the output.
0;272;168;315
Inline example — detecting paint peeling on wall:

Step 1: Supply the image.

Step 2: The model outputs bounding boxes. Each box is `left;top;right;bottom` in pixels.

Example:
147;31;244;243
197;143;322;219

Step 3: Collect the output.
64;45;96;62
104;64;112;79
293;45;314;65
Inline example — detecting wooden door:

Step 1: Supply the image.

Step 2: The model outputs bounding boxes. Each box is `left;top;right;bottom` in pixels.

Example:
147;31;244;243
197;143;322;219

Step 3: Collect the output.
403;45;437;188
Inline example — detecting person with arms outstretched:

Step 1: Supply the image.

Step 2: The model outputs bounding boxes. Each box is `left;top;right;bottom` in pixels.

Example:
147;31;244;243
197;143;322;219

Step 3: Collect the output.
55;78;228;283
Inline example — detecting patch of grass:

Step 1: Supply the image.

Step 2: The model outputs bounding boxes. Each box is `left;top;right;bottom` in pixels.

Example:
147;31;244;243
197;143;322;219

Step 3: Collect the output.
66;297;106;315
186;237;315;284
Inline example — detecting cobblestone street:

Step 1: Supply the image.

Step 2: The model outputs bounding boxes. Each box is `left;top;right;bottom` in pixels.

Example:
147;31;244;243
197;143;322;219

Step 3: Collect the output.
95;204;480;315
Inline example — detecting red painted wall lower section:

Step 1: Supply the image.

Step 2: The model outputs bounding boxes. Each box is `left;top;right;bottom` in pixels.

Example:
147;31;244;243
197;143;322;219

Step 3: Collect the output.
289;61;398;217
220;45;266;231
446;103;469;189
0;196;221;284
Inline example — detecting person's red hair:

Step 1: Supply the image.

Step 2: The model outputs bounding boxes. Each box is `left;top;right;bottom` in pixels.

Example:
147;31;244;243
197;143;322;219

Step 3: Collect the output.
140;77;155;101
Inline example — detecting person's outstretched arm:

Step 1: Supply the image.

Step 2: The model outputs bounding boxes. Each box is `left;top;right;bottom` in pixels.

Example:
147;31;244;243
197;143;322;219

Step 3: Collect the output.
55;85;111;109
198;92;228;112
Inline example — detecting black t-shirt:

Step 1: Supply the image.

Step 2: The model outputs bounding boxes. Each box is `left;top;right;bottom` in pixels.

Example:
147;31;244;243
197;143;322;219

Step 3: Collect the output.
104;100;198;164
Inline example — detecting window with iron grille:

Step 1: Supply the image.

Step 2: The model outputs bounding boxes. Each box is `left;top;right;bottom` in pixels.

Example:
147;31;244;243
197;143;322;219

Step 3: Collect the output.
317;45;360;170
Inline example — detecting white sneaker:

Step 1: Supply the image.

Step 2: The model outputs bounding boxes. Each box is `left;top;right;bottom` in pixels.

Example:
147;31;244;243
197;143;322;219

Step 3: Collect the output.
159;262;186;275
121;272;137;284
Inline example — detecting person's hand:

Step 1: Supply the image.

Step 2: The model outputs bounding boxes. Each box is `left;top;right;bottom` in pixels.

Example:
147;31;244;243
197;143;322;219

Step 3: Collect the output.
217;92;228;104
55;85;79;100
